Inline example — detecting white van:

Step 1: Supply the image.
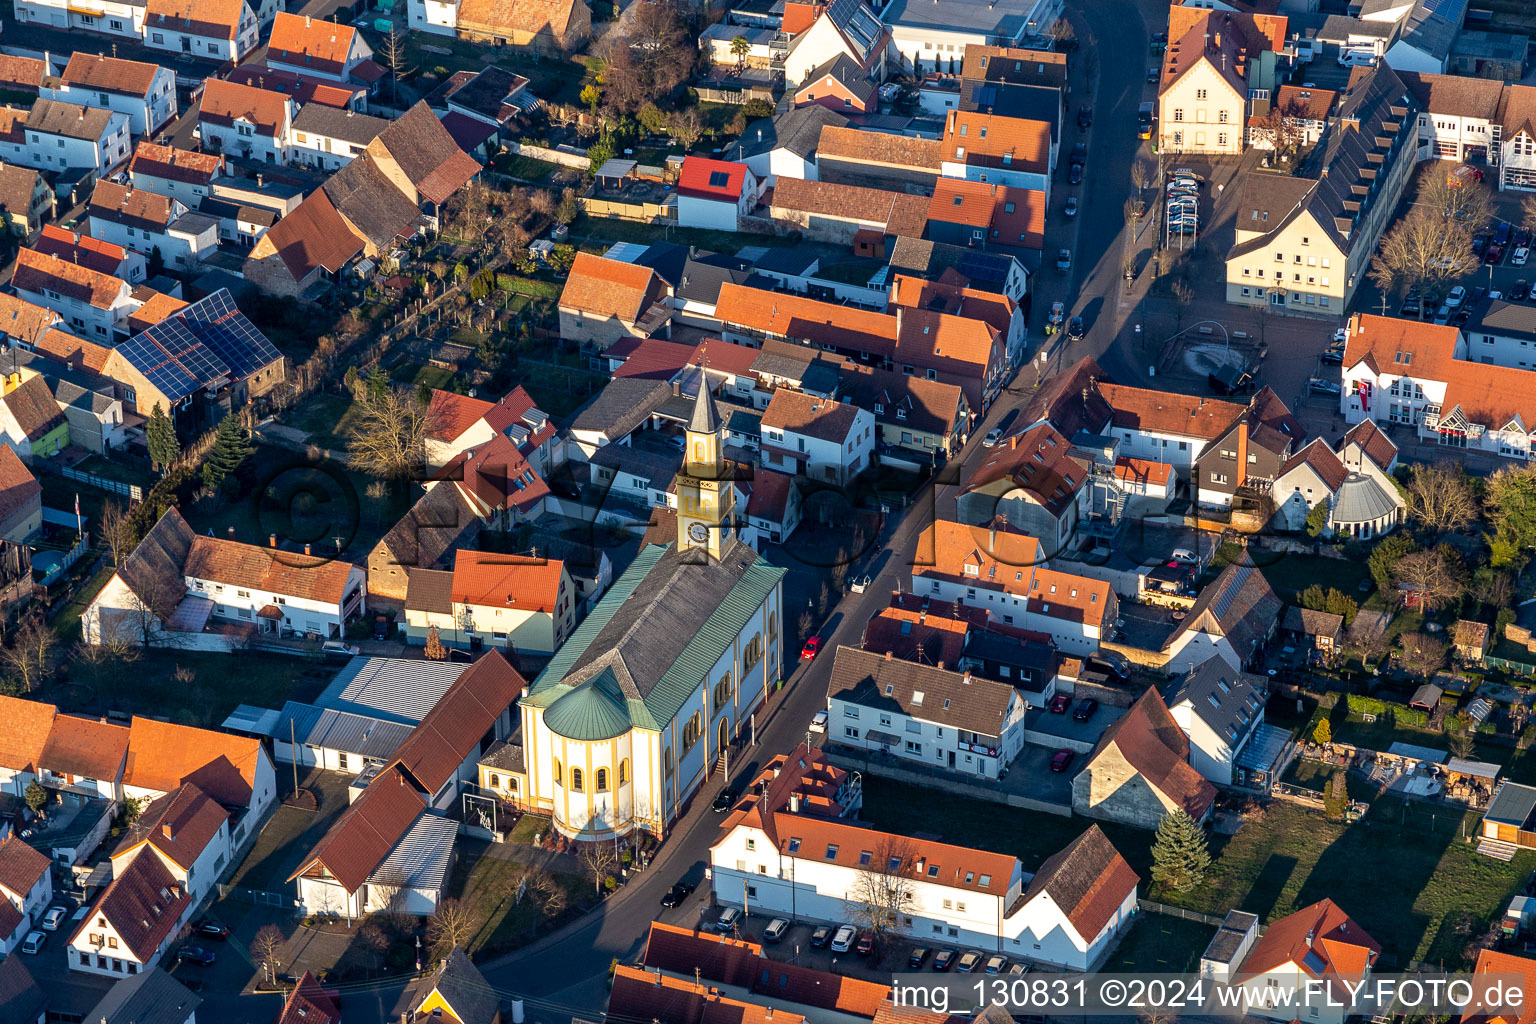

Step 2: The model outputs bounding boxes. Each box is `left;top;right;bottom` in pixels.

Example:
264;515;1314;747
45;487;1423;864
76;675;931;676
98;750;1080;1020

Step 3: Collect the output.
20;930;45;954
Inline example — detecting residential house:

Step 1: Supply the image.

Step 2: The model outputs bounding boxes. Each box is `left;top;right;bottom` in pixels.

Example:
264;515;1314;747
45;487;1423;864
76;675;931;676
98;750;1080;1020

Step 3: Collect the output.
836;364;971;463
110;783;230;906
710;745;1139;967
814;125;943;191
794;53;876;113
67;847;193;977
781;0;889;86
432;66;528;141
83;506;364;650
128;143;226;205
1157;6;1287;155
956;422;1086;556
289;652;523;917
760;386;875;485
41;54;177;138
1284;606;1344;656
1161;657;1267;784
1496;84;1536;192
402;548;574;654
1225;65;1420;315
940;109;1053;199
609;964;806;1024
558;252;672;349
767;176;928;252
0;164;53;238
32;223;146;283
1463;298;1536;371
0;446;41;540
1360;0;1468;74
956;73;1066;147
288;104;390;170
1248;84;1336;150
394;947;504;1023
744;468;803;546
87;180;219;270
724;105;849;185
677;157;759;231
0;834;51;956
1072;687;1217;828
11;247;136;342
0;695;55;799
1163;562;1282;671
0;56;45;98
1237;899;1381;1024
826;645;1029;778
266;12;375;84
1270;431;1402;539
197;80;296;165
889;271;1026;370
11;0;143;36
277;973;341;1024
884;0;1064;73
224;65;367;110
1190;387;1304;508
37;711;128;805
926;178;1046;258
86;969;200;1024
453;0;592;53
888;235;1029;308
0;369;68;460
142;0;259;62
961;44;1069;88
1399;70;1502;163
0;938;48;1019
4;99;131;175
911;519;1117;654
424;384;556;472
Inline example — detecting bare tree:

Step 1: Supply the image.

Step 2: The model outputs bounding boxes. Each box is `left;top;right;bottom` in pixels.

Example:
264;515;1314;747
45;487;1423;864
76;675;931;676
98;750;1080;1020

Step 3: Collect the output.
347;388;435;481
1130;160;1152;193
368;866;415;932
848;836;918;951
1391;548;1465;612
98;500;135;567
446;180;494;244
1404;462;1479;533
358;920;391;974
668;107;704;152
1417;167;1494;234
426;898;478;958
1398;630;1449;680
1446;712;1477;760
1370;208;1479;313
378;26;415;105
580;839;618;896
1248;100;1308;164
107;570;191;650
250;924;285;984
0;612;56;694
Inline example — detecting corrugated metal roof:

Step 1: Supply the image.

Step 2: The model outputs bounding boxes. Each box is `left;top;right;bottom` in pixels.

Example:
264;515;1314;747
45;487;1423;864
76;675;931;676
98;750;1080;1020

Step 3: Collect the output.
368;812;457;891
275;702;415;761
221;704;281;736
317;658;469;724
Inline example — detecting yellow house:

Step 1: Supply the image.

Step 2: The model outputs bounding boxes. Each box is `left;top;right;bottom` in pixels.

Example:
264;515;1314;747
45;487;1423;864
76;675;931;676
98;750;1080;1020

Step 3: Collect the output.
1225;65;1420;317
401;946;502;1023
1157;20;1252;155
402;550;573;655
477;740;530;811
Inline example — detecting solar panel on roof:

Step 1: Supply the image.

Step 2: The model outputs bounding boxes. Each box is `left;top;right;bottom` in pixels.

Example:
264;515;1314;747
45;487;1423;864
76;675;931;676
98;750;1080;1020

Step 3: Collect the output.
1212;565;1251;621
123;289;280;402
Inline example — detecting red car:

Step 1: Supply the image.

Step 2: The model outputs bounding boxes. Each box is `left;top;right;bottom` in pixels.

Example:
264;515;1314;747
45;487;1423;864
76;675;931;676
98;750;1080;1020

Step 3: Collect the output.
1050;749;1074;773
856;931;876;956
801;637;821;660
1049;694;1070;714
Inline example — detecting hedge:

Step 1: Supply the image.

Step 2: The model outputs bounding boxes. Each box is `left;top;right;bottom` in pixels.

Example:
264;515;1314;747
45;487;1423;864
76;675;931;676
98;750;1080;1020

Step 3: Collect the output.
1345;694;1428;728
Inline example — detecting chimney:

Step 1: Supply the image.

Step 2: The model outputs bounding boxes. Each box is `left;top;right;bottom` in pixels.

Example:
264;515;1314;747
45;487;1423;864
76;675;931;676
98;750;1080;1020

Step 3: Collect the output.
884;650;893;660
989;522;997;549
654;969;663;987
256;173;263;187
789;793;801;812
962;671;972;685
304;543;311;555
936;660;945;669
1008;434;1018;449
1234;420;1249;488
161;822;174;839
269;533;277;547
673;379;680;395
227;526;235;540
304;13;311;25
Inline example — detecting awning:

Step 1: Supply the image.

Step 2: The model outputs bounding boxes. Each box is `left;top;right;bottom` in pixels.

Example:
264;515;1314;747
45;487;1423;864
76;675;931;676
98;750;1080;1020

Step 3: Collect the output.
165;595;213;633
1446;758;1501;780
258;604;284;620
864;730;899;746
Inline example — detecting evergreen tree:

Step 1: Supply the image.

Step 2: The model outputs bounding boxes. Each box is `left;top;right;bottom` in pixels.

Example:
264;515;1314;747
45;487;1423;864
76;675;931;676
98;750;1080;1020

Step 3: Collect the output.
146;403;180;471
1305;500;1330;538
24;780;46;814
365;366;391;401
1312;717;1332;746
415;381;433;409
1149;809;1211;893
202;414;253;492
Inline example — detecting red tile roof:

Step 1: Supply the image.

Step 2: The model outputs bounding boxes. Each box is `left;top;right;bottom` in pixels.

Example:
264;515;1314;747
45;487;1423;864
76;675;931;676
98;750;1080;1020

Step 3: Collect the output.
386;649;525;796
1098;382;1243;440
612;338;697;381
912;519;1046;596
129;142;224;186
1341;419;1396;470
426;389;495;442
962;421;1086;517
71;846;192;962
1113;456;1173;487
291;764;426;892
761;389;864;442
435;430;549;516
0;834;50;901
560;252;660;322
40;713;129;782
13;248;125;310
144;0;246;41
1084;688;1215;820
0;444;40;527
816;126;942;170
0;292;61;346
1279;438;1348;492
113;783;228;871
199;79;291;138
33;225;130;277
61;53;164;97
928;179;1045;250
225;65;360;108
450;549;565;612
1240;899;1380;984
482;384;556;453
770;177;928;237
279;973;342;1024
611;964;808;1024
861;603;968;667
942;111;1050;175
183;534;358;605
1465;950;1536;1024
124;716;266;808
255;186;364;283
0;695;56;773
679;156;749;201
268;12;360;78
1018;824;1139;942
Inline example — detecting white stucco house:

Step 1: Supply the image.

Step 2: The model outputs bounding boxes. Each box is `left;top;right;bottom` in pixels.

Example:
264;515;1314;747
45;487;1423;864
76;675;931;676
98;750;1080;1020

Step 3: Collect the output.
677;156;758;231
1160;658;1266;785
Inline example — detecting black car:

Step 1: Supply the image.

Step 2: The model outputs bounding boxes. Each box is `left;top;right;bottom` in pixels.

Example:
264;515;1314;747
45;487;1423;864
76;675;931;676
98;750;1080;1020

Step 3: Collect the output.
1473;236;1488;257
1070;142;1087;164
1496;222;1514;247
1067;316;1085;341
933;948;957;971
1088;650;1130;679
177;946;216;966
909;947;931;968
372;615;391;641
1076;105;1092;129
1068;163;1084;185
660;882;693;907
712;787;738;812
1518;227;1534;249
810;925;833;949
1320;342;1346;364
1513;279;1531;302
195;920;229;941
1073;698;1100;721
1470;285;1488;305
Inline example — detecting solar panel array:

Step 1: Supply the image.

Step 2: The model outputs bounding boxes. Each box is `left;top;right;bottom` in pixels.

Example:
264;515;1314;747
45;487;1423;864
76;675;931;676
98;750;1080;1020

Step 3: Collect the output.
829;0;882;59
118;289;282;403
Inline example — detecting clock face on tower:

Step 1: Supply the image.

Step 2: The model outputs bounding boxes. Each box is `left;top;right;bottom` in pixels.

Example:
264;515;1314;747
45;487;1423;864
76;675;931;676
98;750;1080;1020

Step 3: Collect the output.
688;521;709;544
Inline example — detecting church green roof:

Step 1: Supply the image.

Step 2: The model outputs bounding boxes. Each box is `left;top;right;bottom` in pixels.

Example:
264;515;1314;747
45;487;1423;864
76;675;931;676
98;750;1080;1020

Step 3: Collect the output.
543;670;634;741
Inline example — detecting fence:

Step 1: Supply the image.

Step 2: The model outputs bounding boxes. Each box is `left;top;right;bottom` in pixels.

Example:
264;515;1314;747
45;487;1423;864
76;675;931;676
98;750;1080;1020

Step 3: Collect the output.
217;883;291;908
59;467;141;502
38;535;90;587
1137;900;1229;927
506;140;590;170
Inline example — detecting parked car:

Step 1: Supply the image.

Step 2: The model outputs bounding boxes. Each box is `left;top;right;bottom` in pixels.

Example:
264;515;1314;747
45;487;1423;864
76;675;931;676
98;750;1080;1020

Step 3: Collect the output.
660;882;692;907
811;925;833;948
196;919;229;941
1056;249;1072;270
1068;163;1083;185
20;931;45;954
1046;300;1065;334
1486;244;1505;264
1513;279;1531;302
1064;196;1078;218
1008;962;1031;976
372;615;391;641
809;710;828;733
764;918;791;943
801;637;821;660
849;575;871;594
177;946;217;966
712;787;739;813
1496;222;1513;247
321;641;360;661
933;948;957;971
1401;297;1422;315
1321;341;1346;364
1090;650;1131;678
1049;694;1071;714
1050;749;1075;773
1077;105;1093;128
1309;377;1342;396
1446;285;1467;308
909;947;931;968
1473;236;1488;257
984;955;1009;973
40;907;66;931
956;951;983;973
1070;142;1087;164
1515;246;1531;267
984;427;1004;448
1470;286;1488;304
855;931;876;956
1518;227;1533;248
716;907;742;933
1067;316;1085;341
1146;66;1159;82
1073;698;1099;721
831;924;857;952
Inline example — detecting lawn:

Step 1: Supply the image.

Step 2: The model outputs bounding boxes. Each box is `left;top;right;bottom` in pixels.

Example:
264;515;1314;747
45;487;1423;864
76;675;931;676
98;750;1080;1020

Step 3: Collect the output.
391;362;457;391
859;776;1535;968
493;152;567;184
1210;545;1369;603
283;393;369;451
447;840;598;956
520;365;605;420
387;30;592;104
1107;913;1215;972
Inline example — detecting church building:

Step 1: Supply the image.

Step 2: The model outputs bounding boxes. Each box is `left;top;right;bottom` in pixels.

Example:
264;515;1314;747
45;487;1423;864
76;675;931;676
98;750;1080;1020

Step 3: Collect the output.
519;384;787;840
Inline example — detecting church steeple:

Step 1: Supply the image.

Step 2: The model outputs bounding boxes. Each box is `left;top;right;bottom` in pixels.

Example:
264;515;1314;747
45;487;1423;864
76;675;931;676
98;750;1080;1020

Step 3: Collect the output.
677;379;734;558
